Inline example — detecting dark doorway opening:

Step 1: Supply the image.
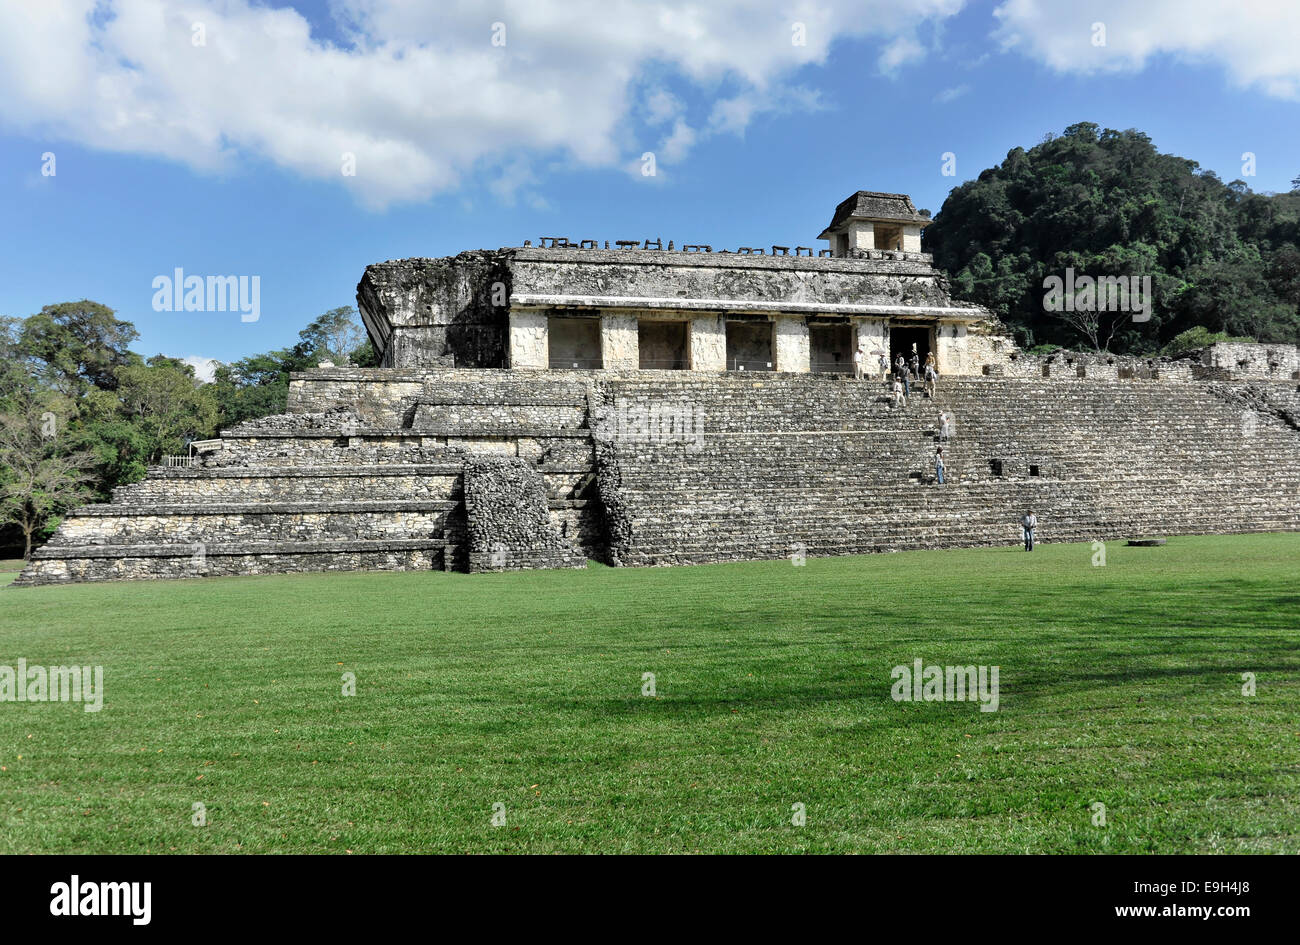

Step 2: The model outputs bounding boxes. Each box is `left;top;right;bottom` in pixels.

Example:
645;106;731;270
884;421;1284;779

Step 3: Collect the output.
639;320;688;369
726;321;773;371
810;324;854;373
889;324;932;370
548;317;602;369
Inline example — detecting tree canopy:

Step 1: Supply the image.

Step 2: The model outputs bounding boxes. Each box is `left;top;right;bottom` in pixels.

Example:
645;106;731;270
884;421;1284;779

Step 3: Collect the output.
0;302;372;556
924;122;1300;351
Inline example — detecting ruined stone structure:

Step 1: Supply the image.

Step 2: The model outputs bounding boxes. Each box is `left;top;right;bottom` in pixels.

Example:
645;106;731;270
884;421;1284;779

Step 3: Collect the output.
14;191;1300;586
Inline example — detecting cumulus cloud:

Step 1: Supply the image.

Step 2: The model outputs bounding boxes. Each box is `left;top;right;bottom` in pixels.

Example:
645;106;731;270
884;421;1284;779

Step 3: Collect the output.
993;0;1300;100
0;0;964;209
179;355;219;383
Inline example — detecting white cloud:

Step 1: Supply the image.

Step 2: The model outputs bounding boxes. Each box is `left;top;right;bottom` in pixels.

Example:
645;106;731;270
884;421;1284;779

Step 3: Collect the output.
658;118;697;164
934;83;971;103
878;36;927;75
179;355;219;383
644;89;684;126
0;0;966;209
993;0;1300;100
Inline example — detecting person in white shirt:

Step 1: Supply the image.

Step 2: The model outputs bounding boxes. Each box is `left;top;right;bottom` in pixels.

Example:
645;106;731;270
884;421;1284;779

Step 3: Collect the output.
1021;512;1037;551
891;377;906;407
853;348;864;380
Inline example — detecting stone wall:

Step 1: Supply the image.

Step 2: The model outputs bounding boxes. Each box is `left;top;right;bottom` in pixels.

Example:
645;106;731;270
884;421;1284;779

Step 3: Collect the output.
1200;342;1300;380
462;457;587;571
13;364;1299;586
594;373;1300;566
358;252;510;369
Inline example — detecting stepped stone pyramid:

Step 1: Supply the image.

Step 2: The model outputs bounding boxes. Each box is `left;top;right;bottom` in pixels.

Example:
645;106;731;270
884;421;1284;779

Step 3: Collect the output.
14;190;1300;586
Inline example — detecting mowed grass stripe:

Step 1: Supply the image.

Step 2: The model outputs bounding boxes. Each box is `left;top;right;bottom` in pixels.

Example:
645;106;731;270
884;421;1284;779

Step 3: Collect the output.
0;533;1296;853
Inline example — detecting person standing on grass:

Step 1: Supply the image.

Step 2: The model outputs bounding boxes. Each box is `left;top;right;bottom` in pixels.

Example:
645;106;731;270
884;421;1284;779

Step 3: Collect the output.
1022;511;1037;551
935;446;945;484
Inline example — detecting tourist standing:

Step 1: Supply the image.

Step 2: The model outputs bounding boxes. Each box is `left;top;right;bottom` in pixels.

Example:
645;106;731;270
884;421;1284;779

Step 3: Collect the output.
895;357;910;396
924;363;937;399
910;352;920;380
934;446;945;485
853;347;863;380
891;376;906;407
1022;511;1037;551
878;353;889;379
938;411;950;441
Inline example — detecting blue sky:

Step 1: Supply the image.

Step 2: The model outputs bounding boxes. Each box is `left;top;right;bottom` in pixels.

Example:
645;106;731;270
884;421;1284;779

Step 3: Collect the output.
1;0;1297;374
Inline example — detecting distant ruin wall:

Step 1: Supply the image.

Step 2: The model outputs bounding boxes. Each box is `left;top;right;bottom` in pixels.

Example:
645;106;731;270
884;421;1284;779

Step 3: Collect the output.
357;252;510;369
1200;342;1300;380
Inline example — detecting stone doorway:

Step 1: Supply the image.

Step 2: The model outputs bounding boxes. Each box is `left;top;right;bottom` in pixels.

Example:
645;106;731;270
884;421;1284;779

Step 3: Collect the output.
639;320;688;370
548;316;602;369
726;321;774;371
810;323;854;373
889;324;933;371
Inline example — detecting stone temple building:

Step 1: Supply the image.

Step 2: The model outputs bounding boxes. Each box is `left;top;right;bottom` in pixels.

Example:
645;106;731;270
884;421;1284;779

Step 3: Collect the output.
358;190;1003;376
14;191;1300;585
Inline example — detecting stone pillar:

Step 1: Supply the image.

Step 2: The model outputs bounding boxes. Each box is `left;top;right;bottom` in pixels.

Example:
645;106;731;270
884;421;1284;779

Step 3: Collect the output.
855;318;887;373
689;314;726;371
773;316;810;373
509;311;548;370
847;220;874;250
902;226;923;253
936;321;967;375
600;311;639;371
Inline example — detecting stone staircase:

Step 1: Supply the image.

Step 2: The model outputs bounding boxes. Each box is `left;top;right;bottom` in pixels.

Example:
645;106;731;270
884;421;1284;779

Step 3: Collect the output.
13;375;603;585
12;369;1300;584
596;374;1300;566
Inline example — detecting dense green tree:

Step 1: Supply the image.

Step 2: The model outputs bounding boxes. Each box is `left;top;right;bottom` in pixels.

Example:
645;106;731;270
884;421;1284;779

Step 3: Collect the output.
297;306;368;365
17;300;140;398
926;123;1300;351
0;302;368;553
0;401;97;558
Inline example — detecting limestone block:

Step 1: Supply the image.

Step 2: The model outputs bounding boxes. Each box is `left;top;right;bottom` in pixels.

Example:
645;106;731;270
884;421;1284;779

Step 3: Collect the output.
855;318;887;360
937;322;968;375
689;314;727;371
847;220;874;250
773;317;810;373
601;312;639;370
509;311;548;370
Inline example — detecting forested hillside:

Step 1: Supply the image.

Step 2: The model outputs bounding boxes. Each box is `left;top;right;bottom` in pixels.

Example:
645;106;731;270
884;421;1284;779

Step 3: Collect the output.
924;122;1300;353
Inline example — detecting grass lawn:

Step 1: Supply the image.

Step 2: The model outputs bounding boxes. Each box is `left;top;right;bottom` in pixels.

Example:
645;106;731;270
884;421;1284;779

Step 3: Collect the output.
0;533;1297;854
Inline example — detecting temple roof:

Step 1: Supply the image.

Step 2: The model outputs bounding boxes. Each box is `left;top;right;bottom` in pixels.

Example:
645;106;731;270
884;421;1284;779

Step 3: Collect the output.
818;191;930;239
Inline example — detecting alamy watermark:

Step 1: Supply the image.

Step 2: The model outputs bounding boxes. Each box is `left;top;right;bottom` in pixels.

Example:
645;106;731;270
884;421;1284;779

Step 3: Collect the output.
1043;267;1151;323
152;268;260;322
609;402;706;451
0;660;103;712
891;659;999;712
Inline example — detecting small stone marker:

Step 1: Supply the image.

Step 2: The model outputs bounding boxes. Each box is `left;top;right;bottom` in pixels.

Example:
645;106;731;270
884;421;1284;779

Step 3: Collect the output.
1126;538;1167;546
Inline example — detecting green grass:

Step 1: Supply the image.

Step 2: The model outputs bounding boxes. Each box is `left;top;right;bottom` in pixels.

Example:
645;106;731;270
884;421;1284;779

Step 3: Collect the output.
1;534;1297;854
